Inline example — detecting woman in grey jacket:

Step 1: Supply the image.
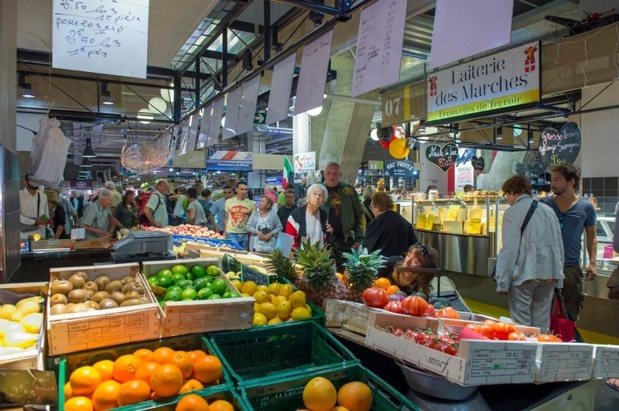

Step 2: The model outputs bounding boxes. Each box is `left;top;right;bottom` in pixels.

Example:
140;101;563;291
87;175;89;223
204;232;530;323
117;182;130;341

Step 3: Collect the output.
247;195;282;253
495;176;564;333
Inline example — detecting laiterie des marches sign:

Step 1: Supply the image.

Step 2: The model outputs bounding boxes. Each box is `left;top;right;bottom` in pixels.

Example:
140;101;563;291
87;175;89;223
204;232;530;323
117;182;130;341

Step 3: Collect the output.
427;42;540;124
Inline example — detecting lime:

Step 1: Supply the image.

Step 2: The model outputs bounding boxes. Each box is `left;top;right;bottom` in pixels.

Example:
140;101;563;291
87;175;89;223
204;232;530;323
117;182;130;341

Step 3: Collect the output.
171;273;185;284
181;289;197;300
157;269;173;279
166;285;182;295
156;276;172;288
222;291;232;298
165;289;182;301
176;280;193;289
194;278;211;291
206;265;221;277
147;276;158;287
171;264;189;276
197;288;214;300
210;278;227;295
228;291;242;299
191;265;208;278
186;272;195;281
181;297;193;301
207;294;222;300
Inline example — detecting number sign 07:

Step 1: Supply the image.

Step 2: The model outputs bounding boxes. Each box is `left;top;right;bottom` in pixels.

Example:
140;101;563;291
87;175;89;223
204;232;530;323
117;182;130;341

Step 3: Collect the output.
383;96;401;117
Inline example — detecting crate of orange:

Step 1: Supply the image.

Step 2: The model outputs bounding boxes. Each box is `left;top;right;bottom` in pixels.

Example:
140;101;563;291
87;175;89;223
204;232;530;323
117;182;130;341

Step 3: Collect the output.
208;321;359;387
241;363;419;411
276;275;326;326
114;386;248;411
58;333;231;410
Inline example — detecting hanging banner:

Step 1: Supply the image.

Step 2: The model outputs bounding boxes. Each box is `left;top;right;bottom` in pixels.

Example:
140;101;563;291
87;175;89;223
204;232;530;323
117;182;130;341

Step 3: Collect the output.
426;143;459;172
293;152;316;174
197;103;213;149
294;30;333;115
52;0;149;78
427;41;540;125
207;98;224;147
224;87;243;138
455;149;474;191
538;122;581;171
207;151;253;171
237;75;261;135
384;160;415;178
267;53;296;125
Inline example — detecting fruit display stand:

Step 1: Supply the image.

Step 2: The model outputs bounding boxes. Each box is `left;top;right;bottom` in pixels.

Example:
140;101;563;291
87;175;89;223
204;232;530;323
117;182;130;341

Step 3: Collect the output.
324;299;382;337
57;333;232;409
277;275;326;326
241;363;419;411
142;258;254;337
117;385;248;411
208;321;359;387
46;263;160;356
0;282;47;370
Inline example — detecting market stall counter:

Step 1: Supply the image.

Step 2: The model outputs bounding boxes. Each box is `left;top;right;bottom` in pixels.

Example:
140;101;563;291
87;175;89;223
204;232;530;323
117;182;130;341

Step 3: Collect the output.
18;248;113;283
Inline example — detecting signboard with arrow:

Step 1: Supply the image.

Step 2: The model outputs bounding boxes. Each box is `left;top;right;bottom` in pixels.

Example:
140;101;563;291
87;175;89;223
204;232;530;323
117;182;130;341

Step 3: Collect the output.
254;111;266;124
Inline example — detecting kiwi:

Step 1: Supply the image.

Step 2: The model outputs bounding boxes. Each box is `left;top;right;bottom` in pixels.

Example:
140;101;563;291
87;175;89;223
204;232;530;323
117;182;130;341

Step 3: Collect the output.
120;299;143;307
68;289;89;304
68;273;86;289
99;299;119;309
122;282;144;294
64;303;77;312
109;291;127;305
85;300;99;310
105;280;123;294
50;280;73;296
94;275;110;291
50;304;66;315
50;294;68;306
72;303;90;313
72;271;89;280
120;276;136;285
83;281;99;294
92;291;110;303
125;291;142;300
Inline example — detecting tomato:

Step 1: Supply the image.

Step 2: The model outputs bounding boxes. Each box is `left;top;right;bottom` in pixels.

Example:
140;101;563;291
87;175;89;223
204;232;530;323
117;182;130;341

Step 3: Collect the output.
425;304;435;317
392;327;405;337
436;342;459;356
382;300;402;314
415;333;433;345
483;319;497;327
508;331;527;341
401;296;429;317
465;323;482;334
494;322;515;340
362;287;389;308
536;334;563;343
404;329;417;340
479;324;496;339
435;307;461;319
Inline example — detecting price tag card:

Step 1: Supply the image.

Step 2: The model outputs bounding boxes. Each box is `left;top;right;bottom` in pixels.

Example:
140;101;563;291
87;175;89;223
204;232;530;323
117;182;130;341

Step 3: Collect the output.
416;214;427;230
468;221;482;235
446;205;460;221
424;215;436;231
241;265;276;286
0;369;58;406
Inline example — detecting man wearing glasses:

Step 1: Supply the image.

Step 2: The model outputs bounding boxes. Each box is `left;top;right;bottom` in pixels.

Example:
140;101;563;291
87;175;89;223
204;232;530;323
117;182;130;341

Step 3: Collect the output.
540;164;597;321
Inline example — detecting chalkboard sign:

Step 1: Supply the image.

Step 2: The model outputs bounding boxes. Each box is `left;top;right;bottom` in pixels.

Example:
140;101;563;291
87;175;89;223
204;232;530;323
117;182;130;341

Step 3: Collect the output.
241;265;276;286
538;122;581;171
426;143;459;172
351;0;407;97
52;0;149;78
0;369;58;406
471;156;485;176
294;30;333;115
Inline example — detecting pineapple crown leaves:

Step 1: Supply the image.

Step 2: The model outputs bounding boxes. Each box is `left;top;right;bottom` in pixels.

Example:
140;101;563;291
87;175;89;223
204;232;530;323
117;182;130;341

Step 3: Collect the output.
293;239;336;291
342;247;387;272
266;249;297;282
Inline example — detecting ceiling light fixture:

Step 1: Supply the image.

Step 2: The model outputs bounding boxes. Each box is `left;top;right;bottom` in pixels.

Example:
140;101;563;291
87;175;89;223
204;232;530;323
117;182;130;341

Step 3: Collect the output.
496;126;503;141
19;73;35;98
82;137;97;158
81;157;93;167
101;81;114;105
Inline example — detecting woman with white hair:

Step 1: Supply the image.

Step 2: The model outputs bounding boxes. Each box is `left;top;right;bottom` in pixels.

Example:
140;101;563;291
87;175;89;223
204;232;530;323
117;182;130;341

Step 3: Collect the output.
286;184;329;247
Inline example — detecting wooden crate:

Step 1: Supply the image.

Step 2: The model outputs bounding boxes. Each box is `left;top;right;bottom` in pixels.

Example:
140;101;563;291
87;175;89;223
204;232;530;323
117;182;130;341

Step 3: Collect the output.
46;263;160;356
0;282;47;370
30;239;75;250
142;258;254;338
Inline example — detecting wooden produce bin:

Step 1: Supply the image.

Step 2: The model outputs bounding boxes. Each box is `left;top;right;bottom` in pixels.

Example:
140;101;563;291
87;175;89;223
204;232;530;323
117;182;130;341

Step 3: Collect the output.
0;282;47;370
593;344;619;379
323;299;381;336
535;342;594;383
143;258;254;338
46;263;160;356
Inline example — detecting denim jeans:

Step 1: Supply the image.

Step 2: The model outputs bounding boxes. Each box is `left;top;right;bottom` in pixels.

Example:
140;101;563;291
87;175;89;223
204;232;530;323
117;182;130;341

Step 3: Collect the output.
227;232;248;250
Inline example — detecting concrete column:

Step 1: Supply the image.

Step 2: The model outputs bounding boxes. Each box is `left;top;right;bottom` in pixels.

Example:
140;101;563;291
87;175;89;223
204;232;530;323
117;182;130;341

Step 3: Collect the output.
317;53;378;184
477;151;526;191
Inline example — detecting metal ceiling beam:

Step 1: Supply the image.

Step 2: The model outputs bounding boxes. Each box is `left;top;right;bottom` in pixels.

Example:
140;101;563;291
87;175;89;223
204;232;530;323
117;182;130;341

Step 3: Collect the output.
229;20;264;35
270;0;340;16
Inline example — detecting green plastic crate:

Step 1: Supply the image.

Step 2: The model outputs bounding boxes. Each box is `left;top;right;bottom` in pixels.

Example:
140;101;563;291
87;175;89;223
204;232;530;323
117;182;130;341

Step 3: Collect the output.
277;275;326;326
117;385;248;411
241;363;420;411
57;334;231;410
208;321;359;386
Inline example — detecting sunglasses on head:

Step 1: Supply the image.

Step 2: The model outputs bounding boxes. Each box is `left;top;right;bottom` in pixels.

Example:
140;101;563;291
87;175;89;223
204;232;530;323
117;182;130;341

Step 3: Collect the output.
414;243;428;255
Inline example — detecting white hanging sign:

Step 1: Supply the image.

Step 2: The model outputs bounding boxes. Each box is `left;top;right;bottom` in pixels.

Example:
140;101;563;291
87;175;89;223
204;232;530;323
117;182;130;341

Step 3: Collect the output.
224;87;243;139
267;53;296;125
207;98;224;147
197;103;213;149
294;30;333;115
237;76;261;135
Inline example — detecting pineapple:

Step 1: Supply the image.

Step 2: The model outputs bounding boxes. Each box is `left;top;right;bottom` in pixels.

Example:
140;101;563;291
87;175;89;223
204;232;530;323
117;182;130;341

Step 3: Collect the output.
267;249;297;282
342;248;387;296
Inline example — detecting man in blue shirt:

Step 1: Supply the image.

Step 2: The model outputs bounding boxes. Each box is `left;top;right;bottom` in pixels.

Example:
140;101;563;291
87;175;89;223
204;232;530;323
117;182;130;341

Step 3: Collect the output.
540;164;597;321
208;185;233;233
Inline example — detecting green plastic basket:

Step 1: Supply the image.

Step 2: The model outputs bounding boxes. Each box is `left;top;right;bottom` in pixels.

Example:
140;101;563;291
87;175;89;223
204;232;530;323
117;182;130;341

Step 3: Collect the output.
241;363;420;411
277;275;326;326
116;385;248;411
57;334;231;409
208;321;359;386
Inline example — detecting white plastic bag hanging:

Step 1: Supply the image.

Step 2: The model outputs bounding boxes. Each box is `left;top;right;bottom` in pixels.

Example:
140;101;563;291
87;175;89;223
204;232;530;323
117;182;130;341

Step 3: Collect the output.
29;116;71;189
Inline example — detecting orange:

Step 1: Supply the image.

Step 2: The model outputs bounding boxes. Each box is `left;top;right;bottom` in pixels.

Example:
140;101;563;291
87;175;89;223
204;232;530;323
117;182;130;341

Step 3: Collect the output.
167;351;193;379
188;350;208;364
373;278;391;290
302;377;336;411
152;346;175;365
92;360;114;382
113;354;143;383
175;393;209;411
92;380;121;411
117;380;152;406
64;382;73;400
337;381;373;411
192;355;222;385
209;400;234;411
386;285;400;295
134;361;160;386
133;348;154;363
65;396;94;411
332;408;350;411
179;379;204;393
150;364;184;398
70;366;102;396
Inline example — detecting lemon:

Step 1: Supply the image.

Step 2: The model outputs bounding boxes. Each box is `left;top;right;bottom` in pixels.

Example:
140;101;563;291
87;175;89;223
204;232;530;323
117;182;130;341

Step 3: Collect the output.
291;307;312;321
253;312;267;326
20;313;43;334
259;303;277;320
241;293;251;298
230;280;242;291
241;281;258;296
254;303;262;313
256;285;270;294
279;284;294;298
304;304;313;315
277;301;292;320
32;233;41;241
272;295;287;307
253;290;270;304
267;317;282;325
289;291;307;309
0;304;17;320
268;282;282;296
